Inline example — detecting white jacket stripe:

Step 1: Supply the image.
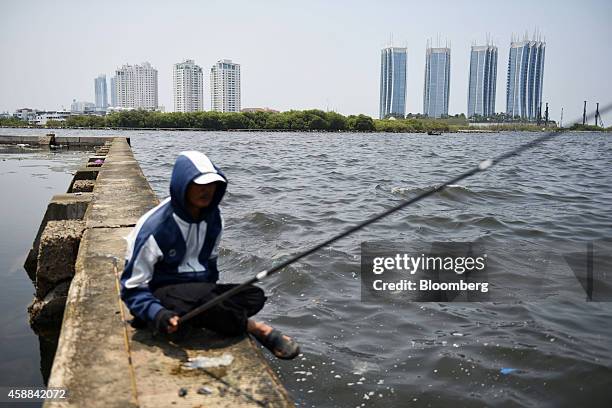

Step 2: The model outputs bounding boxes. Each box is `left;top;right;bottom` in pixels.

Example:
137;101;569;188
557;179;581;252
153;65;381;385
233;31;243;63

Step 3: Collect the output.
124;235;163;289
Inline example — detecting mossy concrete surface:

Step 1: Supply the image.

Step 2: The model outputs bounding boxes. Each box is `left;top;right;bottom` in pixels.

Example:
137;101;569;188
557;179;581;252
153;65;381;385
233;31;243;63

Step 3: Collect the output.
24;193;92;279
45;138;292;407
35;220;85;298
71;180;95;192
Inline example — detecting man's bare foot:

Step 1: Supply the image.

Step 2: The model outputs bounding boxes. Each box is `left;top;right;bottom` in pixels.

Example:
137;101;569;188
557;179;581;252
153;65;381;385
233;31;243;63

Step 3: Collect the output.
247;319;300;359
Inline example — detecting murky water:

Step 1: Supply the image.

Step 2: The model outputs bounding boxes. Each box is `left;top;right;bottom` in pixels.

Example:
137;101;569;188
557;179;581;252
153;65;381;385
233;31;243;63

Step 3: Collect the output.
0;143;92;407
1;128;611;407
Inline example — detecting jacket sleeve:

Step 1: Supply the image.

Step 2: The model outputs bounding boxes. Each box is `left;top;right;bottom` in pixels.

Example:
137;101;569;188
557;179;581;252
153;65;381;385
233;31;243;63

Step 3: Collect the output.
120;234;165;322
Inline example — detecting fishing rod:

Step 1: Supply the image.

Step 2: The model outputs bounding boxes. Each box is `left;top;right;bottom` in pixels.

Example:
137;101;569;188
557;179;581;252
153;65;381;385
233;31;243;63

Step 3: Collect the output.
180;103;612;324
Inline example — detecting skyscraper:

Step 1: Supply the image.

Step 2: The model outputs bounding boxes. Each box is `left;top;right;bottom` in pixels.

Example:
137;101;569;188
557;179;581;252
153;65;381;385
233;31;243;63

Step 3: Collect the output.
379;47;407;119
94;74;108;111
173;60;204;112
114;62;158;110
423;46;451;118
467;45;498;118
506;37;545;120
210;60;241;113
110;76;117;107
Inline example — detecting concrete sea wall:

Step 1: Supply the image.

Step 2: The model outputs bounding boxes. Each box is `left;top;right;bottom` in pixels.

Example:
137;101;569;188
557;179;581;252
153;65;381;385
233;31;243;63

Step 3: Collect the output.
23;137;292;407
0;134;121;148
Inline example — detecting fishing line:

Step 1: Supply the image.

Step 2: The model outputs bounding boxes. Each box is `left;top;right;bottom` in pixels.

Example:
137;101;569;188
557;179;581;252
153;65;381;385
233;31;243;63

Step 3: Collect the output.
180;103;612;324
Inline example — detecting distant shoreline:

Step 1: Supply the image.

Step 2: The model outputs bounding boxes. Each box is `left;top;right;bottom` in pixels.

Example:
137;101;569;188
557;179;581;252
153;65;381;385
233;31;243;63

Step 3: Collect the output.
1;125;609;134
2;109;609;133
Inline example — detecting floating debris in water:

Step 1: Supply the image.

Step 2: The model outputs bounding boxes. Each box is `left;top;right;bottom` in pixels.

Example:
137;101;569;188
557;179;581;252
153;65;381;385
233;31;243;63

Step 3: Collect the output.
183;353;234;370
351;360;380;375
178;387;188;397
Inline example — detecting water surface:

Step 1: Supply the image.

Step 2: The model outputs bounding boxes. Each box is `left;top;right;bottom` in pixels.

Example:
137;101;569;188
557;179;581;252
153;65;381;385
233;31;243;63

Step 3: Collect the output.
1;128;611;407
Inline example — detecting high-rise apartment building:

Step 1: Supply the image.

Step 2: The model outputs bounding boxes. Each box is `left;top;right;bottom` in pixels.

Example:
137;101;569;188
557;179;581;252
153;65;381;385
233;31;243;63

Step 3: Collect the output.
506;38;545;120
210;60;241;112
173;60;204;112
467;45;498;118
379;47;407;119
114;62;158;110
423;47;451;118
110;76;117;107
94;74;108;111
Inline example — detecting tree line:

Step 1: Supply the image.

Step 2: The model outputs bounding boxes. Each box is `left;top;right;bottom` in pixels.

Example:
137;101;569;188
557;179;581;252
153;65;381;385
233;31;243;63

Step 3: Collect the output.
60;110;376;131
1;110;609;132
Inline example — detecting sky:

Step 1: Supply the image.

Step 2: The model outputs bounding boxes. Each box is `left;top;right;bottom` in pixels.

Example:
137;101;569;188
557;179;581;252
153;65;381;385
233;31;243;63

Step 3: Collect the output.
1;0;611;124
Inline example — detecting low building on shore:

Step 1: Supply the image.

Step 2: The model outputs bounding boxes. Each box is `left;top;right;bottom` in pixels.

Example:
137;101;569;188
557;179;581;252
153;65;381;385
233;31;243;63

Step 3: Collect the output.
33;111;72;126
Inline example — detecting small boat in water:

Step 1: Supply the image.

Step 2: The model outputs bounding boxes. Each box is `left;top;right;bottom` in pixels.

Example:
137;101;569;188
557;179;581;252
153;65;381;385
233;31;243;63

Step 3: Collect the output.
427;130;442;135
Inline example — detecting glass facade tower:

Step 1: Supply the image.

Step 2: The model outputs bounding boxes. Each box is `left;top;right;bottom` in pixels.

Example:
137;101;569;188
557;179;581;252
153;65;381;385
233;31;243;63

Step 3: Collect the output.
423;47;451;118
110;76;117;107
506;39;545;120
94;74;108;111
467;45;498;118
379;47;407;119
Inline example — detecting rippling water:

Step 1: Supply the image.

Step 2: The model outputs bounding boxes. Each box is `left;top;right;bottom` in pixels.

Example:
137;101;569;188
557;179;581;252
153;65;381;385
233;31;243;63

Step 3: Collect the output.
2;129;611;407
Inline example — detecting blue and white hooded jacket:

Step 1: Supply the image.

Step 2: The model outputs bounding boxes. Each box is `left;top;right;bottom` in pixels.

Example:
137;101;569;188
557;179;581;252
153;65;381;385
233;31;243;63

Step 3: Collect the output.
120;151;227;322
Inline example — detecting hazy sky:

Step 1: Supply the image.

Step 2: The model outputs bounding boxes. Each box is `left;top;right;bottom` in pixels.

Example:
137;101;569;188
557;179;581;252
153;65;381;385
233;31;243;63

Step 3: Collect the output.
1;0;611;124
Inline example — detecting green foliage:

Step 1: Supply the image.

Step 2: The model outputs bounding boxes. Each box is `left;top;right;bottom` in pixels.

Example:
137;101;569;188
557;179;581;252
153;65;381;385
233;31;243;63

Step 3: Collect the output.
60;109;361;131
65;115;106;128
374;118;450;133
7;109;587;133
326;111;348;131
347;114;375;131
568;123;608;131
45;120;65;128
0;117;28;127
485;123;549;132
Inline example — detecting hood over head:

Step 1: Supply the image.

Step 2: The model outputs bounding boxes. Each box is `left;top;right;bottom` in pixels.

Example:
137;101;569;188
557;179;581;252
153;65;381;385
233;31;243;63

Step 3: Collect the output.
169;151;227;222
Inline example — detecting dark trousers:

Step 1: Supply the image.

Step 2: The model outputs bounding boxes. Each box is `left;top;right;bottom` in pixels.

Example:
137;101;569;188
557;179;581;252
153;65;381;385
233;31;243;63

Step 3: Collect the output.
153;282;266;336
